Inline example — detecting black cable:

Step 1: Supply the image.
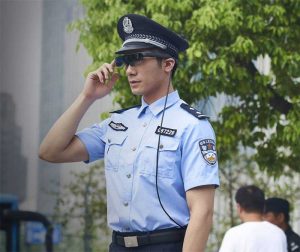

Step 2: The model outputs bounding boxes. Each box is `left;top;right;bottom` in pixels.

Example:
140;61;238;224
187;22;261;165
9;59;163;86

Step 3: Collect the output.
155;75;184;229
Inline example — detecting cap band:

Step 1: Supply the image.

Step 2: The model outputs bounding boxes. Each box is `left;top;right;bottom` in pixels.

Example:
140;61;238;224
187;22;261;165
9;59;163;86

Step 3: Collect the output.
123;38;167;50
126;33;179;54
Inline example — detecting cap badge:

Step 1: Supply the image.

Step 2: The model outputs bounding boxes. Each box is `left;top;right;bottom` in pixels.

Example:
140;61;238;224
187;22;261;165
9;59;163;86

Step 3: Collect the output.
123;17;133;34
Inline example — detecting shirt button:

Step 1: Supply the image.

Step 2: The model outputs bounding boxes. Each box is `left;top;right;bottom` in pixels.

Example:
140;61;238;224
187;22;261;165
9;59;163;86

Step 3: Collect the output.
131;147;136;151
108;139;111;143
124;202;129;207
142;122;147;127
126;174;131;179
159;144;164;149
125;227;130;231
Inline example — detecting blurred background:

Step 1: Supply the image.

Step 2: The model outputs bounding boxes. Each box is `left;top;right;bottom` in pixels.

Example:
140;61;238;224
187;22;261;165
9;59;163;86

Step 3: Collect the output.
1;0;299;252
0;0;112;251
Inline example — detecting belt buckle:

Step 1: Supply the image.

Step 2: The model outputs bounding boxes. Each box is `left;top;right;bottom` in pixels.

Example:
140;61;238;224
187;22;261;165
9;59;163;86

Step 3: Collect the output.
124;236;138;247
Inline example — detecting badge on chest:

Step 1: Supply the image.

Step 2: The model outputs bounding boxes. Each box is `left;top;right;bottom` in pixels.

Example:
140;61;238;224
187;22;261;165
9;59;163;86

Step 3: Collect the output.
109;121;128;131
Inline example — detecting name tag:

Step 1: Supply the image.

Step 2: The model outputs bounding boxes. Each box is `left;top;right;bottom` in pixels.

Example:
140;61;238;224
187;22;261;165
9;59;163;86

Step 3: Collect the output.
155;126;177;137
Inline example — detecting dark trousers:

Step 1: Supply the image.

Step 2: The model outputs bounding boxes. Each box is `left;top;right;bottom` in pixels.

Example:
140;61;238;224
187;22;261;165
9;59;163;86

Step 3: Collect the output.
109;240;183;252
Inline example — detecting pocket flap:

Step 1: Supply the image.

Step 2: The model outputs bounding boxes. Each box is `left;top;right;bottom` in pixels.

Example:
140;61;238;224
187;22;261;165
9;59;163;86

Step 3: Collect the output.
105;134;127;146
145;137;180;151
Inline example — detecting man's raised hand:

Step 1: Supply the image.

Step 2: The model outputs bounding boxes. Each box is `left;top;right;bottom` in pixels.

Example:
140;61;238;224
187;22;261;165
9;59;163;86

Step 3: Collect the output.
82;60;119;101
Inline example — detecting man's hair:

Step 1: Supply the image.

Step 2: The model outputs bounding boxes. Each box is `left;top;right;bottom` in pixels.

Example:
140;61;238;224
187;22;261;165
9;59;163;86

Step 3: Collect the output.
264;197;290;223
235;185;265;214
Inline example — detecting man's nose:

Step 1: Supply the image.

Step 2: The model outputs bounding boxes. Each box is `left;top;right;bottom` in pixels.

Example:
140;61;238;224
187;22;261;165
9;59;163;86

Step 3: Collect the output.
125;64;137;76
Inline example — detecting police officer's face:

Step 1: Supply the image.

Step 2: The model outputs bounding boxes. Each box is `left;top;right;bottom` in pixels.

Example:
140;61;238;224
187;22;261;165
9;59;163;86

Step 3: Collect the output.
124;52;174;103
263;212;282;227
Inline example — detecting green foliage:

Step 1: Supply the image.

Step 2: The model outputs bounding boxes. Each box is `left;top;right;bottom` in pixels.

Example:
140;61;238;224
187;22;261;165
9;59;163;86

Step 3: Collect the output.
71;0;300;175
53;162;109;251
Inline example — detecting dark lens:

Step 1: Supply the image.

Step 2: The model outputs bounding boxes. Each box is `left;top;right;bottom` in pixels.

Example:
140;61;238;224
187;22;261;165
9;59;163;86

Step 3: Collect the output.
123;53;144;66
115;56;124;67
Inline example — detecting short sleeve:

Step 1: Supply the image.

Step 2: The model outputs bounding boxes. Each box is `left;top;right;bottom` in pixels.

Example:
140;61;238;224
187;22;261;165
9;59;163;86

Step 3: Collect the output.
180;120;220;191
75;119;109;163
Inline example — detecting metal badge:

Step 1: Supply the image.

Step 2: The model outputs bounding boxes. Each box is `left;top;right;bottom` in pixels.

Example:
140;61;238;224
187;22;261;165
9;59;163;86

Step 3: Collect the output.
123;17;133;34
108;121;128;131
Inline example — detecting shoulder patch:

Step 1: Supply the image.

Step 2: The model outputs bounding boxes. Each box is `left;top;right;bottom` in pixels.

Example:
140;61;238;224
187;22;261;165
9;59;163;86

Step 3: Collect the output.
199;139;217;165
110;104;140;114
180;103;209;120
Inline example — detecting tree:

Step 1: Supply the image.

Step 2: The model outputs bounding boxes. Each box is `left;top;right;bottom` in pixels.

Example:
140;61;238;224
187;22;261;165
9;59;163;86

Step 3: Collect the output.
53;162;109;252
71;0;300;175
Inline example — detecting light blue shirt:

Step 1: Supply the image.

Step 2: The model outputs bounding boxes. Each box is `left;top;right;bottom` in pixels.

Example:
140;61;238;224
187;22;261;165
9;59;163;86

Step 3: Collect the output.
76;91;219;232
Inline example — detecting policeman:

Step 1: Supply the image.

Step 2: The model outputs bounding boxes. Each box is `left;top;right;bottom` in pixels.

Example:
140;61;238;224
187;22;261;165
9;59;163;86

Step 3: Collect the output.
264;198;300;252
39;13;219;251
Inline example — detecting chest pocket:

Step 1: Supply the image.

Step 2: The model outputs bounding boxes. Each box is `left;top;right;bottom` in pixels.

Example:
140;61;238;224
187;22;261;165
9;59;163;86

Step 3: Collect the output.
105;134;127;171
140;137;180;179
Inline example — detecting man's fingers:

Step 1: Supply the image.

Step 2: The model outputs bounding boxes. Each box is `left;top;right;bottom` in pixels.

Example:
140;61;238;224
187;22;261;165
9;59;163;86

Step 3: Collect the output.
91;61;116;84
87;71;98;81
102;63;114;74
107;73;119;88
96;69;105;83
107;62;115;74
103;63;115;80
111;59;116;68
111;73;119;83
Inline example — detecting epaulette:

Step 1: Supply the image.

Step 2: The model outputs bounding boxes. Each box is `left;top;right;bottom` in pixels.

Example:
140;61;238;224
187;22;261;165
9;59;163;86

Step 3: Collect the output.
180;103;209;120
110;104;140;114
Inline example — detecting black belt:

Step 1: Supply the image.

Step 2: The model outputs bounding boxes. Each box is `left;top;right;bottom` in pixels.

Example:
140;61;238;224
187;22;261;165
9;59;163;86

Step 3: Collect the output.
112;226;187;248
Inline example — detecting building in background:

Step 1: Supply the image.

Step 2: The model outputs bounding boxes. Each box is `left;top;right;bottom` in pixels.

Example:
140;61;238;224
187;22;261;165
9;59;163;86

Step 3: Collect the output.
0;0;113;214
0;93;27;202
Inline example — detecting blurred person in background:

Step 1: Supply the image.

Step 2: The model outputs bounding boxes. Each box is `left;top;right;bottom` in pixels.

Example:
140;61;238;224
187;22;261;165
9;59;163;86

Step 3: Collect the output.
219;185;287;252
264;197;300;252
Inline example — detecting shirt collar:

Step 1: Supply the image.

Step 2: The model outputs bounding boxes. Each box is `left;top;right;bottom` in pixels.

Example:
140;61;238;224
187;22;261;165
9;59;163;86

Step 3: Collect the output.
137;90;180;117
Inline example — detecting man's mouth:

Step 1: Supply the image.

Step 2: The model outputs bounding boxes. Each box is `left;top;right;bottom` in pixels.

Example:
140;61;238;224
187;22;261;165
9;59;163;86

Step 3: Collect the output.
129;80;140;84
129;80;141;87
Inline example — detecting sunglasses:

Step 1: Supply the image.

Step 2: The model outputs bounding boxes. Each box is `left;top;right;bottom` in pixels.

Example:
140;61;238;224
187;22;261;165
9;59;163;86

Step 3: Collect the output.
115;51;171;67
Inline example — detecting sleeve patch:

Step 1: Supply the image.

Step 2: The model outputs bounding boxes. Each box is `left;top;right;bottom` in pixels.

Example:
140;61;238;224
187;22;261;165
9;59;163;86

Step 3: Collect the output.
199;139;217;165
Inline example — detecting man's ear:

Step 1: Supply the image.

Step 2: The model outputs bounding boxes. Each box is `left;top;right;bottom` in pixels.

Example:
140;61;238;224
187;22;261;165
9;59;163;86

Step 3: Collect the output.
163;58;176;73
236;203;242;213
278;213;285;224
